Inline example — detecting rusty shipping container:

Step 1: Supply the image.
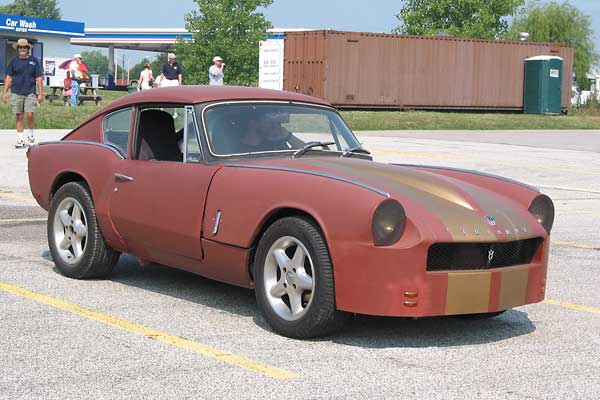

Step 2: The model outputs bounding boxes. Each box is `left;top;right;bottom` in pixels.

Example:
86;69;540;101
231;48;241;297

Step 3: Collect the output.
283;30;574;111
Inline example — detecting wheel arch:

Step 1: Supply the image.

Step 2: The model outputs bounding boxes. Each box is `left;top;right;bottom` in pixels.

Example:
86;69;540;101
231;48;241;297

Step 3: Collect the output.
247;207;329;281
50;172;91;202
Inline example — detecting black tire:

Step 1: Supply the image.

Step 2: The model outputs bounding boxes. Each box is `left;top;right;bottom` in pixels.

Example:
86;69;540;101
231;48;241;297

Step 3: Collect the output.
47;182;120;279
254;216;348;338
454;310;506;320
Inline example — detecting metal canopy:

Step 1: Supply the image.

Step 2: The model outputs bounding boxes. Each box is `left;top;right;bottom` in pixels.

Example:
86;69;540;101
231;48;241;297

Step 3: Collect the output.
71;28;192;51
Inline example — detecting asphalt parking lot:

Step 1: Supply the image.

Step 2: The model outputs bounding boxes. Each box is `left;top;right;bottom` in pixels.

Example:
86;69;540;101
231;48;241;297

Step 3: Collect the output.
1;128;599;399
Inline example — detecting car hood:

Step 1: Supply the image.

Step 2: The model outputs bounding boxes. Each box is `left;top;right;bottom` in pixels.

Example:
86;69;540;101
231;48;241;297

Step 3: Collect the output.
230;156;539;242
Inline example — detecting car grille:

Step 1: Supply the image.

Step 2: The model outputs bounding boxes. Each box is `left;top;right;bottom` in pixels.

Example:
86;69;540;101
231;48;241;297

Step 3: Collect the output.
427;238;543;271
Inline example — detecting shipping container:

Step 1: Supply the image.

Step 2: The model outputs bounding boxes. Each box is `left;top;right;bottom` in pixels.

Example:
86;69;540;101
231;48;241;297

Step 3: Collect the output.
282;30;574;111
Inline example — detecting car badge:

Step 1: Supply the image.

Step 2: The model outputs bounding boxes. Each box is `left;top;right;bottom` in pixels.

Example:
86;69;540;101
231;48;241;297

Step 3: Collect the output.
484;215;497;226
488;249;495;263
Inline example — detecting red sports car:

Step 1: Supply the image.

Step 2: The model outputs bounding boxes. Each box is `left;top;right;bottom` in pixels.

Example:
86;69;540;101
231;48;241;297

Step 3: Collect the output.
27;86;554;338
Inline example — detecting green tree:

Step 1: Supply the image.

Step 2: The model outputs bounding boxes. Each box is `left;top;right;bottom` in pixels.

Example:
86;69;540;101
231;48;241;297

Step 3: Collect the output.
507;1;599;90
130;57;151;82
80;51;109;76
0;0;61;19
79;50;126;79
176;0;273;86
394;0;524;39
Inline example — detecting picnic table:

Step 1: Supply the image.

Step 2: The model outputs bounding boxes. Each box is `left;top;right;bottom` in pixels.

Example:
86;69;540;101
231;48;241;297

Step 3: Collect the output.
45;85;102;106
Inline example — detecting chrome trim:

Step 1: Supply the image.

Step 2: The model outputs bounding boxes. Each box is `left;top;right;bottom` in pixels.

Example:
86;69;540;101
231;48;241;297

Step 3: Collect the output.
200;100;341;158
114;173;134;182
190;106;205;162
212;210;222;235
224;163;390;198
183;105;190;162
38;140;125;159
392;163;540;192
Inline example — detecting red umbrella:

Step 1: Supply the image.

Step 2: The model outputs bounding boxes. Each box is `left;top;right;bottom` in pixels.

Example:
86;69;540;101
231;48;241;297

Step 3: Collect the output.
58;59;89;79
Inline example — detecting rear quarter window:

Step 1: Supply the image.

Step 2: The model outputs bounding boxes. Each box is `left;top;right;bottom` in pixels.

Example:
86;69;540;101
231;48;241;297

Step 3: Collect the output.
103;108;132;156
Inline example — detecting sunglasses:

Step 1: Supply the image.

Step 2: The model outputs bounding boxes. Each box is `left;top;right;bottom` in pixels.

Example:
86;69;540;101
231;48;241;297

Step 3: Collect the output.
17;46;29;49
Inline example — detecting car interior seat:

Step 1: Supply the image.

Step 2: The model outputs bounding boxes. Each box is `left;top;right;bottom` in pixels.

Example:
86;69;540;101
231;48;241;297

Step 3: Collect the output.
137;109;182;162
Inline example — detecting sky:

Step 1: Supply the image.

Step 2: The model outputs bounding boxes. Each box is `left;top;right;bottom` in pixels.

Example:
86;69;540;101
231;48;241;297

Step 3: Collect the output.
2;0;599;64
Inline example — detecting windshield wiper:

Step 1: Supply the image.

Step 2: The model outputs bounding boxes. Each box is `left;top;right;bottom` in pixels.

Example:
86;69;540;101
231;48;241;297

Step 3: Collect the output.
340;146;371;158
292;141;335;158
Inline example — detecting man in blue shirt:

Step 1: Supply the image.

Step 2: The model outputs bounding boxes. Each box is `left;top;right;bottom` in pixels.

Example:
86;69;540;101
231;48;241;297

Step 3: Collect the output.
160;53;182;87
2;38;43;148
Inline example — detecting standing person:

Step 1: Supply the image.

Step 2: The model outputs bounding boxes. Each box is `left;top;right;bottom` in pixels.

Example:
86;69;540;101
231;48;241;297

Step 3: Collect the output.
137;63;154;90
160;53;182;87
2;38;44;148
63;71;73;99
208;56;225;85
69;54;83;107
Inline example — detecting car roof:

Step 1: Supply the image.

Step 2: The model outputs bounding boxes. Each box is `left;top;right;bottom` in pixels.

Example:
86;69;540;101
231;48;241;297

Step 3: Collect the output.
99;85;331;115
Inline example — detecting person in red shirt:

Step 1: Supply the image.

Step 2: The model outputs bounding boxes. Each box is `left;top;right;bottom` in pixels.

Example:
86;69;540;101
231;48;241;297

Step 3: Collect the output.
63;71;73;99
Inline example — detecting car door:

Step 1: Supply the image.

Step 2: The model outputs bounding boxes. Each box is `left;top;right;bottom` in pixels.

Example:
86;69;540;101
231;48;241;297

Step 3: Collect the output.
108;105;220;263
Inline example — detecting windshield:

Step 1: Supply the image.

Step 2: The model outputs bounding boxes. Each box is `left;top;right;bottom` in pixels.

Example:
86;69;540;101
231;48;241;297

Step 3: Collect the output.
201;102;361;157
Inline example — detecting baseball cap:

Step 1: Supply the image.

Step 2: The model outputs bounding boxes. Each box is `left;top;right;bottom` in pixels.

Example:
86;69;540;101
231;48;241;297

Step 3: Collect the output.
213;56;223;62
72;53;82;59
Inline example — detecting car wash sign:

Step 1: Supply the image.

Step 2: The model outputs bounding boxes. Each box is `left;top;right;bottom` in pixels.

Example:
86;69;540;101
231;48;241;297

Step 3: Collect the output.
0;14;84;37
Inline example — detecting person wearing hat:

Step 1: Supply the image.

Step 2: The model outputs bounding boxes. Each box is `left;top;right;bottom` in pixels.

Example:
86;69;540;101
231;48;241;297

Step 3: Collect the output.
160;52;182;87
2;38;43;148
69;54;84;107
208;56;225;86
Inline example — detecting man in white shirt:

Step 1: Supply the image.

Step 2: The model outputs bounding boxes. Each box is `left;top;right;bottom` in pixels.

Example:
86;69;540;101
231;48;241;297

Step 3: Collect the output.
208;56;225;85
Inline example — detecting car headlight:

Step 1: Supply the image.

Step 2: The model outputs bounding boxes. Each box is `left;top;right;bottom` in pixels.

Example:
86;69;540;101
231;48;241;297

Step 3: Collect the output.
528;194;555;234
372;199;406;246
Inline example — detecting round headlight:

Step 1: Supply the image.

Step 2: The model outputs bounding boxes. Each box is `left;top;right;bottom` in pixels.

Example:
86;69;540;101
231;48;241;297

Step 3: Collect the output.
372;199;406;246
528;194;555;234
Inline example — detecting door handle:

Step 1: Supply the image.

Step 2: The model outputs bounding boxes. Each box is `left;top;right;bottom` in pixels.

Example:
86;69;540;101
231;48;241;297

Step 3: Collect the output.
114;173;134;182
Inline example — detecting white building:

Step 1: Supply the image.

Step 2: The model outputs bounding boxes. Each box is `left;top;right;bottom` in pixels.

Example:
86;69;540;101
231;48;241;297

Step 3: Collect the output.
0;13;84;87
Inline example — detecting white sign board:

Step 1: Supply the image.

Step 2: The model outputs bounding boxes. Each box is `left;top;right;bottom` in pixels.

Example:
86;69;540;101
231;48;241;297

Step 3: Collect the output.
259;38;284;90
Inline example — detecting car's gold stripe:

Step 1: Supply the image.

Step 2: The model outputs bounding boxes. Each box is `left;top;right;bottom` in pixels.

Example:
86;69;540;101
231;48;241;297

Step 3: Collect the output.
498;267;529;310
0;282;298;380
445;272;491;314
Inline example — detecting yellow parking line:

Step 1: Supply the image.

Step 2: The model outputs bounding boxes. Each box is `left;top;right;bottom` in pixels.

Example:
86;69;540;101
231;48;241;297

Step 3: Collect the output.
0;192;37;204
551;240;598;250
544;299;600;314
0;282;298;380
0;218;46;223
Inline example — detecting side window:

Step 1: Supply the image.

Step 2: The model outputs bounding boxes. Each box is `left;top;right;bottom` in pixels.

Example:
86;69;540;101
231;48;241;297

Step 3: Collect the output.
136;106;184;162
103;108;132;157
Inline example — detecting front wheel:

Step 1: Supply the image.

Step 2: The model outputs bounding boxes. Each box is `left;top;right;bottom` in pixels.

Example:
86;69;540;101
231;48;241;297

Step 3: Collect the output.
47;182;120;279
254;217;348;339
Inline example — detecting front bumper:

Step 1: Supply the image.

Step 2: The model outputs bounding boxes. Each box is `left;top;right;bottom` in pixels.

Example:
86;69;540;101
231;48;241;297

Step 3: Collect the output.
333;239;549;317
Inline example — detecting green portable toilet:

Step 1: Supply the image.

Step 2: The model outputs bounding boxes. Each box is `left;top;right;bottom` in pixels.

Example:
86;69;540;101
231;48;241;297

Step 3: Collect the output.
524;56;563;114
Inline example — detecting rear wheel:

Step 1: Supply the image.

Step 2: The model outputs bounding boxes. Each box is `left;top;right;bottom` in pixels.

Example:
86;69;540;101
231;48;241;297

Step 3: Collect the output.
254;217;347;338
48;182;120;279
